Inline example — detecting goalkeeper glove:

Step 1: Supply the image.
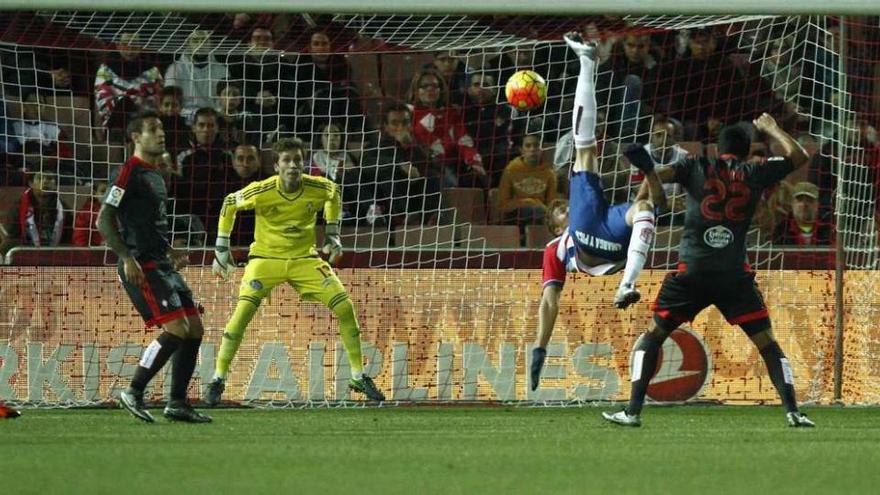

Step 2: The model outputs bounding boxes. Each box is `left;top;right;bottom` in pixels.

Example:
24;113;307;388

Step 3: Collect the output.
322;223;343;265
212;235;235;280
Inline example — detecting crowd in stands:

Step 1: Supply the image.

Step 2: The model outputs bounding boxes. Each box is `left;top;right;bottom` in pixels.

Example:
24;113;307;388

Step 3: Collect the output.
1;13;878;258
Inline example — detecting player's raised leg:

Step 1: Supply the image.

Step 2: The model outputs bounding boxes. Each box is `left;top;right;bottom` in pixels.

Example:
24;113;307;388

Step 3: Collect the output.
565;31;599;175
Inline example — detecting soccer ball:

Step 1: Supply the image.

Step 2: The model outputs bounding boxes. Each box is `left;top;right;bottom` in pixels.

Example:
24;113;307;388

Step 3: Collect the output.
505;70;547;111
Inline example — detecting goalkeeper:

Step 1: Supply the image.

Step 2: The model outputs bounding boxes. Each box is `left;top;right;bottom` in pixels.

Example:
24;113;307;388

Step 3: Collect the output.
205;137;385;404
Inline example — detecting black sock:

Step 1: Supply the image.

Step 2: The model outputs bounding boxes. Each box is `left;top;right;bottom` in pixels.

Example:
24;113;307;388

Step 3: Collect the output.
626;332;665;416
759;342;799;413
170;338;202;402
130;332;183;392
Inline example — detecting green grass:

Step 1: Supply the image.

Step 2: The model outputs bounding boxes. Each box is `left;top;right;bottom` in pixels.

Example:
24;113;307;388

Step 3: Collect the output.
1;406;878;494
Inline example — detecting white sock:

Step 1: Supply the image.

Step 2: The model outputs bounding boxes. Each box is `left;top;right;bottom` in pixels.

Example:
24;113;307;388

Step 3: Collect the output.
352;371;364;381
573;55;597;149
212;372;227;381
620;210;655;289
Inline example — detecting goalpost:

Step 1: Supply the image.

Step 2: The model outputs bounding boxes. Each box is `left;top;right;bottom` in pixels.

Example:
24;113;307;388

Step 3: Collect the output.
0;3;878;407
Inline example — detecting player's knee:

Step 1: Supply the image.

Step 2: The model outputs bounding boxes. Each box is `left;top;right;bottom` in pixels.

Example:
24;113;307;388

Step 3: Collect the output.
632;199;654;212
649;317;676;341
163;318;189;339
742;320;775;350
330;297;355;317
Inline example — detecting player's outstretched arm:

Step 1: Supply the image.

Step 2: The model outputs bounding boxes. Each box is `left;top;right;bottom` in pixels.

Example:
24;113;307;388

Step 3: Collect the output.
753;113;809;168
536;285;562;349
321;182;344;265
532;285;562;390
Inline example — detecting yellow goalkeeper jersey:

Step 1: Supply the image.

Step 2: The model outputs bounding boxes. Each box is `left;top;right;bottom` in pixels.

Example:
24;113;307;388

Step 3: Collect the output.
217;175;341;259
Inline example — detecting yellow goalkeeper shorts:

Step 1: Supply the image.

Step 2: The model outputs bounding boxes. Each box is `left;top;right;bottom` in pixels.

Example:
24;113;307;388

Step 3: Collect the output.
238;257;349;308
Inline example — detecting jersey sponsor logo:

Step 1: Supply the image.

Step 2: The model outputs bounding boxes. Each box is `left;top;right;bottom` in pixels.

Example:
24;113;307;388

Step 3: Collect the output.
703;225;733;248
574;230;623;253
644;325;711;402
105;185;125;207
250;279;264;290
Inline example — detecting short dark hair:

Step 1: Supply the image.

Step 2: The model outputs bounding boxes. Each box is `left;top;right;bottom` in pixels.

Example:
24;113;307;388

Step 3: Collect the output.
126;111;161;142
382;101;411;125
193;107;218;123
718;123;751;159
160;85;183;100
272;137;307;157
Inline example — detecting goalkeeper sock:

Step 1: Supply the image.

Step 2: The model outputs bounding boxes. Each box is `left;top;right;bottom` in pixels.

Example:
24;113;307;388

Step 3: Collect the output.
170;337;202;402
759;341;799;413
573;52;597;149
331;297;364;378
626;331;665;416
130;332;183;392
214;299;260;380
620;210;656;289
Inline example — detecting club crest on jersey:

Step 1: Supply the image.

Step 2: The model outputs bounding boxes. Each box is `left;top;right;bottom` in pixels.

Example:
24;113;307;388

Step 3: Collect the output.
703;225;733;248
106;185;125;207
642;325;711;402
249;279;263;290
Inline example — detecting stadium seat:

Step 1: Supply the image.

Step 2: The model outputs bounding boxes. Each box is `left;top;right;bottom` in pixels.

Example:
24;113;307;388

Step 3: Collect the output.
678;141;704;157
525;224;554;249
463;224;521;249
393;224;458;249
340;226;391;250
443;187;486;224
706;143;718;158
487;188;501;224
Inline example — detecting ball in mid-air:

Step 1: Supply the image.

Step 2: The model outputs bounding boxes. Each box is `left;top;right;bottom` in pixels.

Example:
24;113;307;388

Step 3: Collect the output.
505;70;547;111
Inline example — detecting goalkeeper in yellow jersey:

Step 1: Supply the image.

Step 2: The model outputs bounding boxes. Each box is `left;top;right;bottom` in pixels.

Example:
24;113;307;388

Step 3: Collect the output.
204;137;385;404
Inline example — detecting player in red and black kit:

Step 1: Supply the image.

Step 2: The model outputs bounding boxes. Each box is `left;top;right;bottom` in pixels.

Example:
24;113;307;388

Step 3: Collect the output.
97;111;211;423
603;113;815;427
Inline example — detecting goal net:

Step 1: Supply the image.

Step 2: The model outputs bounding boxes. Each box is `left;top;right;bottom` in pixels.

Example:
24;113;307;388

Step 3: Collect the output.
0;11;877;407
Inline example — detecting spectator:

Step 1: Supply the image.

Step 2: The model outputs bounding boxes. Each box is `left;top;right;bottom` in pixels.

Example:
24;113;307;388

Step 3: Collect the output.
0;170;67;254
773;181;834;245
462;70;513;187
596;34;666;138
216;82;247;146
72;180;108;247
407;68;486;187
173;107;234;232
359;102;446;226
8;89;85;183
498;132;557;243
664;27;741;142
157;86;190;157
292;30;362;137
309;122;356;182
225;26;297;121
628;116;688;221
93;32;163;140
309;122;362;224
424;50;468;104
164;30;228;119
227;143;263;245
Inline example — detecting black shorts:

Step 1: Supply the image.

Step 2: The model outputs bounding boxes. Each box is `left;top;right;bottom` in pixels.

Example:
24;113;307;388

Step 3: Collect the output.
650;265;769;328
119;259;199;328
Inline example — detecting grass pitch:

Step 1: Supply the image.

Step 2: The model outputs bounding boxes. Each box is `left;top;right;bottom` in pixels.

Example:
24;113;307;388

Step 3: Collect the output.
1;406;877;494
